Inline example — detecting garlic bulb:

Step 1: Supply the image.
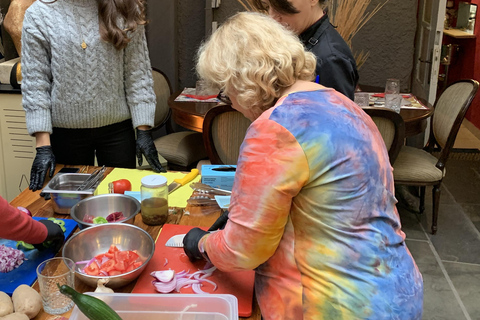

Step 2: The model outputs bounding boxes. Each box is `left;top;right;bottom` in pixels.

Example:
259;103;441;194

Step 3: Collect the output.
94;278;114;294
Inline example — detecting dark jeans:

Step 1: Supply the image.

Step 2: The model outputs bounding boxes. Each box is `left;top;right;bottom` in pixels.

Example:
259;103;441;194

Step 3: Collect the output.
51;119;136;168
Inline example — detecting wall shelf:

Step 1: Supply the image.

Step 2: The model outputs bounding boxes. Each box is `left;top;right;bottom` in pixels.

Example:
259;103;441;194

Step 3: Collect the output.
443;29;476;39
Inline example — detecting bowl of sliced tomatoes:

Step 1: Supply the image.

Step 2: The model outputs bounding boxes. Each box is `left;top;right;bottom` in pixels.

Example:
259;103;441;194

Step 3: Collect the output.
62;223;155;288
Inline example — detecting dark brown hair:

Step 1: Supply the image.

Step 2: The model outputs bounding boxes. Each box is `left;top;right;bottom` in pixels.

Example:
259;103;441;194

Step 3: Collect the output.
98;0;147;50
251;0;325;15
40;0;147;50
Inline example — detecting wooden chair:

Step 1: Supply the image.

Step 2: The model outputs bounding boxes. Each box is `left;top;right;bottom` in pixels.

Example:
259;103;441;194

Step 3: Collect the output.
150;68;207;170
202;104;252;165
362;107;405;165
392;79;479;234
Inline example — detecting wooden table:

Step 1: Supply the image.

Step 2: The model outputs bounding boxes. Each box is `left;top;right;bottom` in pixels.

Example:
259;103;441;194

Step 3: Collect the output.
168;90;218;132
398;98;434;137
168;90;434;137
10;165;261;320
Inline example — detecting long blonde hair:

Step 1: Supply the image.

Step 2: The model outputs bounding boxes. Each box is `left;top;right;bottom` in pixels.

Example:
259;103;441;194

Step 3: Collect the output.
197;12;316;111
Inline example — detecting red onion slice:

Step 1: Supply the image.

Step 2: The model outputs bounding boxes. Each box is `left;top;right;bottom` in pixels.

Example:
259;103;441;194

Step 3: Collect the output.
151;270;175;283
152;275;177;293
150;264;217;294
191;283;208;294
17;206;32;216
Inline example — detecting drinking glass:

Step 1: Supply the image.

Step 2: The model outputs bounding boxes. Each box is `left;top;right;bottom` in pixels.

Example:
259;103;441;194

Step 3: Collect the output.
195;80;216;96
354;92;370;107
36;257;75;315
385;78;400;94
385;93;402;113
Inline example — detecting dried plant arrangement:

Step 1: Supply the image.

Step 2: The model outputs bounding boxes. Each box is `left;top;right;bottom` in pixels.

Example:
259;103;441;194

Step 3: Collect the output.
327;0;391;68
236;0;390;69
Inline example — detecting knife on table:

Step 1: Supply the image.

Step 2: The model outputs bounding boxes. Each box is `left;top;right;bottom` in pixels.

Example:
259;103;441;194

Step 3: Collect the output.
168;169;199;194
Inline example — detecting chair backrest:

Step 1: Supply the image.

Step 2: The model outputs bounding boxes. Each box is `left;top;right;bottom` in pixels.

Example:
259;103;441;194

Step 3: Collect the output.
151;68;172;129
429;79;479;168
362;107;405;165
202;104;252;165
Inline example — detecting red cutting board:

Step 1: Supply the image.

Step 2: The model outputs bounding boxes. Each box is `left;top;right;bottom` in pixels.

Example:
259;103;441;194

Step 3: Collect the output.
132;224;255;317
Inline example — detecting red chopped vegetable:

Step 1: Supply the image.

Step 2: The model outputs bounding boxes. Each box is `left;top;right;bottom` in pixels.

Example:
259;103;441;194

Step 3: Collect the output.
76;245;142;276
83;212;125;223
83;214;95;223
106;211;125;222
17;206;32;216
151;264;217;294
0;244;25;273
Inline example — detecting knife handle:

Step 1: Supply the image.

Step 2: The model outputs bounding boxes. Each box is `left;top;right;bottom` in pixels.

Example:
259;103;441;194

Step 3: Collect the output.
174;169;199;186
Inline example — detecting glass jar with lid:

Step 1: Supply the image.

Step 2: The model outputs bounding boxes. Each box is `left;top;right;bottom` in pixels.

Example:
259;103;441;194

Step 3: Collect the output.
140;175;168;226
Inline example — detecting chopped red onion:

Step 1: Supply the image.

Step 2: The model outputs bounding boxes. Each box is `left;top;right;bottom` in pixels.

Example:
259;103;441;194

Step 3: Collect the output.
106;211;125;222
151;270;175;282
192;283;208;294
17;206;32;216
0;244;25;273
151;264;217;294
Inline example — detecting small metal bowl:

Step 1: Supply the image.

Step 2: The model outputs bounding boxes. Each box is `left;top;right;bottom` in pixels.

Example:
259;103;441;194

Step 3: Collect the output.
70;194;140;230
62;223;155;288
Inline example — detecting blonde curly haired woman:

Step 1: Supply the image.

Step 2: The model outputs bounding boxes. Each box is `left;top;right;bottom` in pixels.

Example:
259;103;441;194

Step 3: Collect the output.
183;12;423;320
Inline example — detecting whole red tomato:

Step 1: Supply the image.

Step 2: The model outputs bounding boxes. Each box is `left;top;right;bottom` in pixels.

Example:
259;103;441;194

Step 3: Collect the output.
110;179;132;194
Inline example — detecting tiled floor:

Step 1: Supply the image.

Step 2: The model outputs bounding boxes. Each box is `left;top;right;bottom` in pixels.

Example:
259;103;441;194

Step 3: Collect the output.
399;119;480;320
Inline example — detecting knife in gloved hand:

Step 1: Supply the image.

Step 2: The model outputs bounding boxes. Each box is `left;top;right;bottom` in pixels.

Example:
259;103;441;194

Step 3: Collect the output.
168;169;199;194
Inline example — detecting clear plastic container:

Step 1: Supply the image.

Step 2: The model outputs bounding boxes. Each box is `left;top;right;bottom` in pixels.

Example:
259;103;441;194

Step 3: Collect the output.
140;175;168;226
69;293;238;320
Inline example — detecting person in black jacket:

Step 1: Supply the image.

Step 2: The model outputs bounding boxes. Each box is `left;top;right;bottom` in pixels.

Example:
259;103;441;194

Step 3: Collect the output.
252;0;359;100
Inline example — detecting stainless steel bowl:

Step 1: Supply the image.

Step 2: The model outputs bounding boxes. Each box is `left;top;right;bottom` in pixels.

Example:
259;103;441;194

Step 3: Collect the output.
70;194;140;230
62;223;155;288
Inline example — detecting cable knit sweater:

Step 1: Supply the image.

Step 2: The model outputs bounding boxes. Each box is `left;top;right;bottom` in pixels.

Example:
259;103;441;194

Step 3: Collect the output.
21;0;156;135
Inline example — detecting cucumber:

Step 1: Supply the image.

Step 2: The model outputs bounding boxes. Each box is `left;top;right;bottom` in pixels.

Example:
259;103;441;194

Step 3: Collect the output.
57;284;122;320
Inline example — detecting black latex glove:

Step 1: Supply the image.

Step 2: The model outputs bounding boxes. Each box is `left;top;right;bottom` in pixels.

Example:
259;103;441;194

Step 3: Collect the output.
29;146;56;191
136;129;167;173
183;228;209;262
39;192;51;200
208;210;229;231
33;219;64;252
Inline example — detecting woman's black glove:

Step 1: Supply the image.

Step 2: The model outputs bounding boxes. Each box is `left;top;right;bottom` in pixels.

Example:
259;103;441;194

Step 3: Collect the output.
183;228;209;262
136;129;167;173
33;219;64;252
208;210;229;231
30;146;56;191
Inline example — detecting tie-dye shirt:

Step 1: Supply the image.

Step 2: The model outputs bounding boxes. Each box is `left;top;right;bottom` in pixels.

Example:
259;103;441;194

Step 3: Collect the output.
201;89;423;320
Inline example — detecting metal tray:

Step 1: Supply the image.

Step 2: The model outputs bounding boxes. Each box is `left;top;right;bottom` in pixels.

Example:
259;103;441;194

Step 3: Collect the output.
42;173;97;194
42;173;99;214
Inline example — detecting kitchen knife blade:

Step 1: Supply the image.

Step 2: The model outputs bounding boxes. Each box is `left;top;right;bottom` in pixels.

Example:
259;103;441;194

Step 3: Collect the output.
168;169;199;194
165;234;186;247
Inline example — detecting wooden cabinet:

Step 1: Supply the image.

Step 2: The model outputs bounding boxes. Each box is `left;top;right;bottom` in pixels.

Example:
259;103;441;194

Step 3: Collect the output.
0;86;35;201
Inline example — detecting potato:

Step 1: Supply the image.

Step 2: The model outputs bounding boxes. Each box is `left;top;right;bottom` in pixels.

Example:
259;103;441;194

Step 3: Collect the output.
0;313;29;320
0;292;13;317
11;286;41;319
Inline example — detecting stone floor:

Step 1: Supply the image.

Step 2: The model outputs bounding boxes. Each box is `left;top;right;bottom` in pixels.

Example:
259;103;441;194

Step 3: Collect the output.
399;121;480;320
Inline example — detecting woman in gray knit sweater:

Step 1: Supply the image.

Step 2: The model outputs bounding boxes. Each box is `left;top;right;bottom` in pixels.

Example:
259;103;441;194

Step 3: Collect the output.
21;0;166;191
